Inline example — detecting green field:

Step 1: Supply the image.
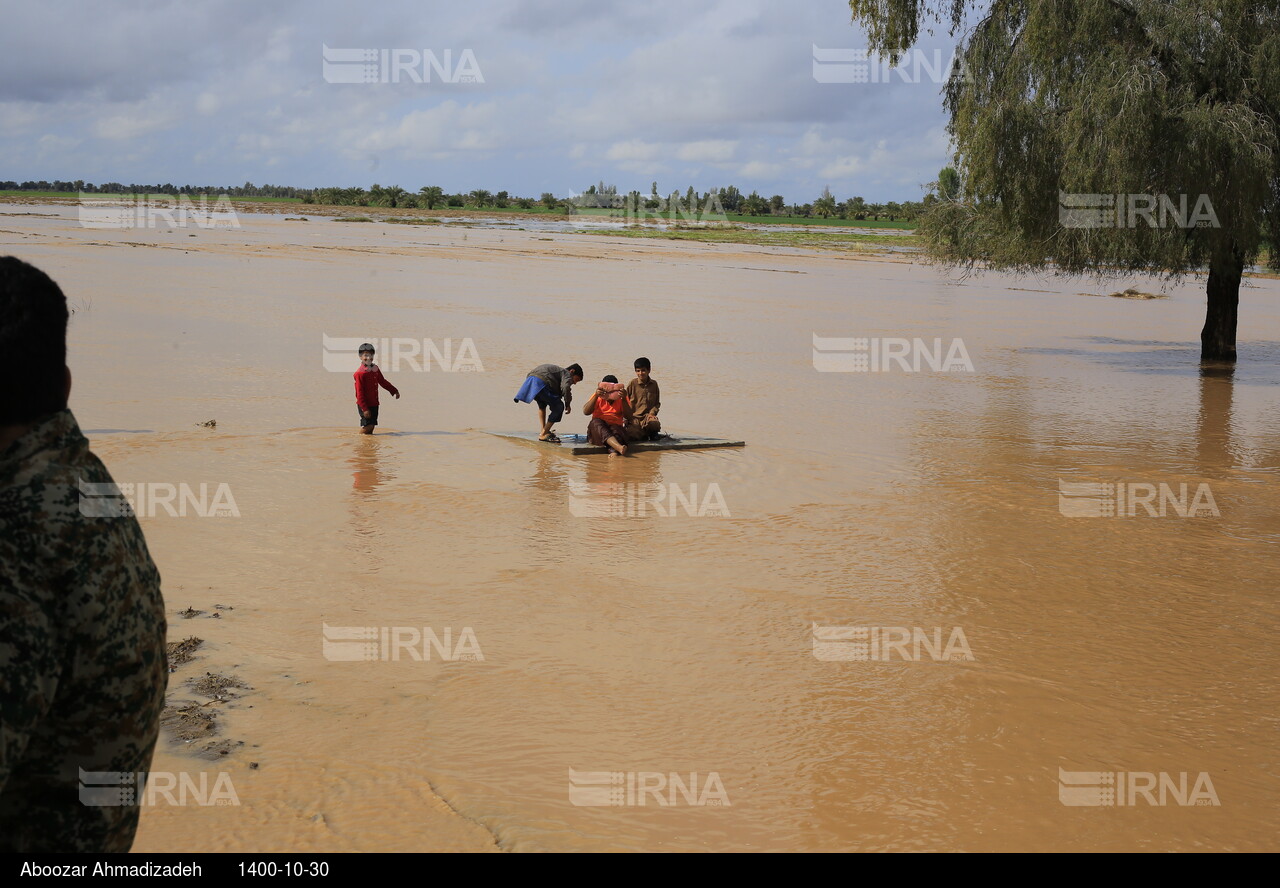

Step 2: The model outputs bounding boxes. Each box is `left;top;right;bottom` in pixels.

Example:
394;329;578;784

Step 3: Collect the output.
571;207;916;229
574;225;920;252
724;213;914;229
434;204;562;214
296;201;568;214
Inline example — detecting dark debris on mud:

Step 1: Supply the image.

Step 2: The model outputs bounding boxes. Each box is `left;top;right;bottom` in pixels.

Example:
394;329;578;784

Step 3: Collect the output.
190;672;249;698
162;608;256;764
166;636;203;667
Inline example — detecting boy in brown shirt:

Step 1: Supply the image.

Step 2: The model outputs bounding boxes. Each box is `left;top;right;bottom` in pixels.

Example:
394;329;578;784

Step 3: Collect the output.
624;357;661;441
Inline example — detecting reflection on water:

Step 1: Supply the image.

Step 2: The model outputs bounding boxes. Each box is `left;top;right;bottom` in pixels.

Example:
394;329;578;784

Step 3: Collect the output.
1197;364;1234;470
1029;337;1280;382
519;449;572;565
865;350;1278;851
348;435;394;563
350;435;387;494
518;448;672;561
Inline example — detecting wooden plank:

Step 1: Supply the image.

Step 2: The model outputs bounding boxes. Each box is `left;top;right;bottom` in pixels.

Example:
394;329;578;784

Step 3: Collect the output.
486;431;745;455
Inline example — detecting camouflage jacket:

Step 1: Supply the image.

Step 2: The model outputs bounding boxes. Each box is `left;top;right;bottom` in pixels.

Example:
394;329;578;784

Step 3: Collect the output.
0;409;166;852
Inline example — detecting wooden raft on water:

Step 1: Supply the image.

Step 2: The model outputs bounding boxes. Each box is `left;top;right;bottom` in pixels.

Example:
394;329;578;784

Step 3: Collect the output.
486;431;745;455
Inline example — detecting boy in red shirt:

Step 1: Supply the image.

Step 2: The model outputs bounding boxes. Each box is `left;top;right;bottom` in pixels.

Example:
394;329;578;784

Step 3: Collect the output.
582;374;634;456
354;343;399;434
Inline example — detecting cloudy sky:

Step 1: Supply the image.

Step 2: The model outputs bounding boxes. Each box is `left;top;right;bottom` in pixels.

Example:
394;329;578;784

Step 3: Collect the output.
1;0;959;204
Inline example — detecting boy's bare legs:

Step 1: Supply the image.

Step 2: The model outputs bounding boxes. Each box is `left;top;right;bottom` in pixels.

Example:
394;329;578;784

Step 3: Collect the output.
537;405;558;440
605;435;628;457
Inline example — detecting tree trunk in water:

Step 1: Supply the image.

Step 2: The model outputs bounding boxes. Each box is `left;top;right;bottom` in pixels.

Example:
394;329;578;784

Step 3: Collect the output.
1201;253;1243;362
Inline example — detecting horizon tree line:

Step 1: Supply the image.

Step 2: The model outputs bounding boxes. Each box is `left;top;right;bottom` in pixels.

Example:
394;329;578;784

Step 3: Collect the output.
0;179;924;222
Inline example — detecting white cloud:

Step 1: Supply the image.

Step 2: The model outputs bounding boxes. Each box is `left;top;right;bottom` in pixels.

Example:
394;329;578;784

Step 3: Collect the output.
196;93;221;115
738;160;781;179
605;140;662;162
0;102;53;136
798;126;847;157
36;134;81;154
676;140;736;163
820;156;864;179
602;139;670;173
92;109;176;141
350;100;506;156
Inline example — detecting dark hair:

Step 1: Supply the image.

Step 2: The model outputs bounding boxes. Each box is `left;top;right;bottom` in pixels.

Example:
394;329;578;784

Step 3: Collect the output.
0;256;68;424
602;374;619;384
565;362;584;379
634;356;651;370
358;342;375;355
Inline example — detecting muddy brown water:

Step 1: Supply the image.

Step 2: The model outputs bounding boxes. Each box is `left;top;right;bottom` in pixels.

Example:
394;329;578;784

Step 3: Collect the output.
3;206;1277;851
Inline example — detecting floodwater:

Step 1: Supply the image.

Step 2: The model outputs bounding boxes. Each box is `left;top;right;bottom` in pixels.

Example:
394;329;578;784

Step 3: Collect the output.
3;205;1277;851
